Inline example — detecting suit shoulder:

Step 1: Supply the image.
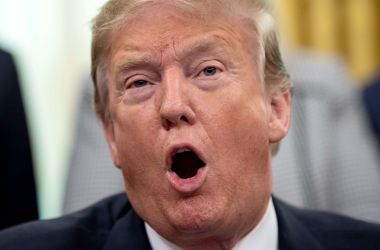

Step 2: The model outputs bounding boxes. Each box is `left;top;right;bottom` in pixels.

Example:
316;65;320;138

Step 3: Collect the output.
0;49;12;62
273;197;380;250
0;193;129;250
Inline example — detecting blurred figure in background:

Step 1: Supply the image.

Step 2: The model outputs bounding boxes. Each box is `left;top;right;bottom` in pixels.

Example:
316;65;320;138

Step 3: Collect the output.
63;79;123;214
0;49;38;229
272;52;380;223
363;73;380;150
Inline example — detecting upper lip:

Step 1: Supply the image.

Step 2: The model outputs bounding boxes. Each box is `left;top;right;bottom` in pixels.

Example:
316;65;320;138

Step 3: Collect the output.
166;143;206;171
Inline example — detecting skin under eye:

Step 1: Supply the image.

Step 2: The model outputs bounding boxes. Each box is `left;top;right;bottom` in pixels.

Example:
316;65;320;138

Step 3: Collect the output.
122;76;156;103
192;63;226;90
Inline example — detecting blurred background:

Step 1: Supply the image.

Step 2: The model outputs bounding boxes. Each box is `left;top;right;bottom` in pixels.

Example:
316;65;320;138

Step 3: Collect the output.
0;0;379;222
0;0;107;220
275;0;380;82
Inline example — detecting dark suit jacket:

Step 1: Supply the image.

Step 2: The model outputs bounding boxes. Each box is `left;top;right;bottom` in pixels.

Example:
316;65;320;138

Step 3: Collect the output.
363;75;380;148
0;49;38;230
1;193;380;250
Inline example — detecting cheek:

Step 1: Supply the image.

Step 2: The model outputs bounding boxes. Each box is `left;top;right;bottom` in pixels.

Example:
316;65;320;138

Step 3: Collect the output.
205;99;271;214
205;92;269;150
112;105;162;184
113;101;160;148
203;91;271;179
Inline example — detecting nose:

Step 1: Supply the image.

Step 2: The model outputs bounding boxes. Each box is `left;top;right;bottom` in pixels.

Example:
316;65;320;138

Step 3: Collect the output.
158;69;196;130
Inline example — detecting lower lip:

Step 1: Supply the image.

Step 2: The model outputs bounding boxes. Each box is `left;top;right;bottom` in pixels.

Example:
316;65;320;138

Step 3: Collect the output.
167;167;208;193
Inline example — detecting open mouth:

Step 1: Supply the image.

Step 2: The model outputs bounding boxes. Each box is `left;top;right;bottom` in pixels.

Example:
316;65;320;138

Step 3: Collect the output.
171;149;206;179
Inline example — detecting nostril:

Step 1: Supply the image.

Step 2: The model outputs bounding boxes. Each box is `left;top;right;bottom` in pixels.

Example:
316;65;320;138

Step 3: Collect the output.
180;115;188;122
162;119;173;130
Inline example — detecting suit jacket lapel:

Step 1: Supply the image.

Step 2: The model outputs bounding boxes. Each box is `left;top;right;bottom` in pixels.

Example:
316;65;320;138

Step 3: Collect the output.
103;207;152;250
273;197;324;250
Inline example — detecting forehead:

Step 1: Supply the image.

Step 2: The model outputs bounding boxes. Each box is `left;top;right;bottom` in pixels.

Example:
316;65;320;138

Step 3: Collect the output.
123;1;238;30
108;2;259;62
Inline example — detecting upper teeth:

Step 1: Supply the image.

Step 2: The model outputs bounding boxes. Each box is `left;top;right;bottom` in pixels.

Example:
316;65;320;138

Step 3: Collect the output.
176;148;191;153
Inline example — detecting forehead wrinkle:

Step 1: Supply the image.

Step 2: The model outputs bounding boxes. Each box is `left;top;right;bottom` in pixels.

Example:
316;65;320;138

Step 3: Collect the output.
173;33;237;64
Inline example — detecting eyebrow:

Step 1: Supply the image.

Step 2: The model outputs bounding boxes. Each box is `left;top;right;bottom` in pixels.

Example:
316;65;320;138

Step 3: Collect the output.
115;53;157;74
114;34;233;76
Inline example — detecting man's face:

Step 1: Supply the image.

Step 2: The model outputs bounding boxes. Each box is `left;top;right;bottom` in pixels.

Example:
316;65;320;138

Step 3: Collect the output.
104;3;290;246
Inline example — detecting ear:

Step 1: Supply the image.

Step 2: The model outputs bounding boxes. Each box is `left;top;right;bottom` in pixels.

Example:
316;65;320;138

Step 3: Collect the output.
267;88;291;143
102;119;121;168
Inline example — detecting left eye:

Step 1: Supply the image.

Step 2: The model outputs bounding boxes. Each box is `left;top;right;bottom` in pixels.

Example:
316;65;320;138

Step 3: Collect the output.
130;79;148;88
202;67;217;76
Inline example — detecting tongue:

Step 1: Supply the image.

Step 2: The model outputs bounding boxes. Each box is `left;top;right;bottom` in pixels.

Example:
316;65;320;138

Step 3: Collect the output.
171;151;205;179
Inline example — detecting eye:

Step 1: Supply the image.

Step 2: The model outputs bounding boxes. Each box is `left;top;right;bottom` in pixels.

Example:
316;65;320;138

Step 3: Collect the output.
128;79;149;89
202;66;217;76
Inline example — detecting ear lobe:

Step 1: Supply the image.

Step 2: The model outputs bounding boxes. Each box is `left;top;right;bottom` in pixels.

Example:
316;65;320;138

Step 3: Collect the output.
103;120;121;168
268;89;291;143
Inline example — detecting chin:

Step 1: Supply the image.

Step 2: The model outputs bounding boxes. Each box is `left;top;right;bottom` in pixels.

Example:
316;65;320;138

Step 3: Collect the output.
165;195;226;234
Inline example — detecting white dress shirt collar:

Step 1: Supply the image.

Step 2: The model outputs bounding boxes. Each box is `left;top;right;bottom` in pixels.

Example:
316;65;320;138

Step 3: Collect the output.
145;198;278;250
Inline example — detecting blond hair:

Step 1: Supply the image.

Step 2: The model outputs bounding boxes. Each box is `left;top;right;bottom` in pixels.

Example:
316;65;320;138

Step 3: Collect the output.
91;0;291;121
